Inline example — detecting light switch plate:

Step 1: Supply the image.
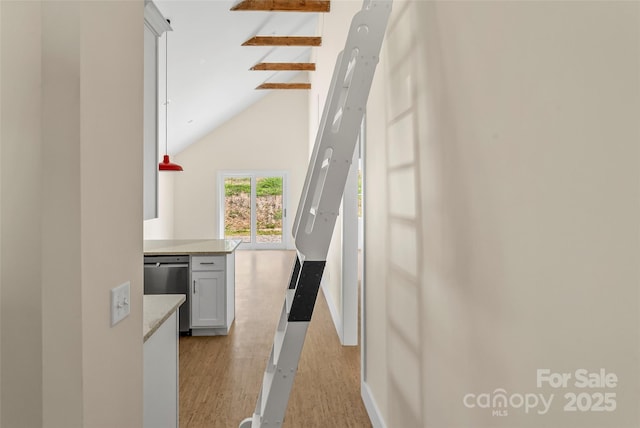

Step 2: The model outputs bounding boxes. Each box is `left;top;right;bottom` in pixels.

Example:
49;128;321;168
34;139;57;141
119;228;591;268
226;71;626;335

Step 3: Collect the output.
111;281;131;327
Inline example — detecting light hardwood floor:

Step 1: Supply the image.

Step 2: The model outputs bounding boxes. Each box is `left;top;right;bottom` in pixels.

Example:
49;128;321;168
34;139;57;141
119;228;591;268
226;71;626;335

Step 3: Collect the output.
179;250;371;428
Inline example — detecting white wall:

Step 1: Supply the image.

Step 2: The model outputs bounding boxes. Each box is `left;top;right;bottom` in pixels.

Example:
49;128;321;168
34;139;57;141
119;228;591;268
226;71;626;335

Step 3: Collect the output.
172;90;309;243
144;30;175;240
79;3;144;425
1;2;43;425
1;2;144;426
41;3;82;424
364;1;640;427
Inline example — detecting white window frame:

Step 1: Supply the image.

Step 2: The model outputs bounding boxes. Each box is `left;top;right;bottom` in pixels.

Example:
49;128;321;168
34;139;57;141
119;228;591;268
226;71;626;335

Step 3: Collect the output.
218;171;289;250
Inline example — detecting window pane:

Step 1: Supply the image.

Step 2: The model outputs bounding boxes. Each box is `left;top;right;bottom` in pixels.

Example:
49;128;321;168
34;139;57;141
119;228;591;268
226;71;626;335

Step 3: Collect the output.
256;176;283;244
224;177;251;243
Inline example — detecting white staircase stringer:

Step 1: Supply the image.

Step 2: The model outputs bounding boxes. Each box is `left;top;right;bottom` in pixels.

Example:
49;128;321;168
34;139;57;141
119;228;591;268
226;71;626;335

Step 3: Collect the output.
240;1;392;427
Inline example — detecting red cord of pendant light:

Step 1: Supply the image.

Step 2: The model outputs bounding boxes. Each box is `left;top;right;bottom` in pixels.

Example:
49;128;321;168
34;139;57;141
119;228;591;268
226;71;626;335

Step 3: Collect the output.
159;24;183;172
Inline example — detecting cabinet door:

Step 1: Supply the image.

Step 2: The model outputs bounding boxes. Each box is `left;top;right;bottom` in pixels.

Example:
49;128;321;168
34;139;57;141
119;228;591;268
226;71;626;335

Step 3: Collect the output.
143;311;178;428
191;271;225;327
143;24;158;220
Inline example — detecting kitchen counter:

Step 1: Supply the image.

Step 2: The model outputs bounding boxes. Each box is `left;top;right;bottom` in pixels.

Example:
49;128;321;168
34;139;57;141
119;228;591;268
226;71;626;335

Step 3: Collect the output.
143;294;186;342
144;239;239;337
143;239;241;255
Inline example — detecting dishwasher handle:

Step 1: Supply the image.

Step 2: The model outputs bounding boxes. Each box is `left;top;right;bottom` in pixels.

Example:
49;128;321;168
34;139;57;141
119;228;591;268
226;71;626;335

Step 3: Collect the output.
144;262;189;268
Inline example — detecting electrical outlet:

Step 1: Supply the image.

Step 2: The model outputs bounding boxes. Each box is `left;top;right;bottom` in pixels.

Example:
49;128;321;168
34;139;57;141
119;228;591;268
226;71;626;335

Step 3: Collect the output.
111;281;131;327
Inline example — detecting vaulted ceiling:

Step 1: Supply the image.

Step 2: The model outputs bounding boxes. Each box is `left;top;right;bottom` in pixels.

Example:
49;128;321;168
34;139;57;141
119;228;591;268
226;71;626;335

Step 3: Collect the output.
155;1;322;155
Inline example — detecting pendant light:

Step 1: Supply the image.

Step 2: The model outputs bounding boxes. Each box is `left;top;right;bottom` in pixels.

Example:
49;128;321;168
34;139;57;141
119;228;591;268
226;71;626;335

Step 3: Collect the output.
159;24;183;171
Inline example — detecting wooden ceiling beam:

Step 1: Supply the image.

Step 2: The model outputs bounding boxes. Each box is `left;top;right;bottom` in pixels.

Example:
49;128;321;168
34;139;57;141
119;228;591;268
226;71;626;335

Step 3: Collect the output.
242;36;321;47
251;62;316;71
256;83;311;90
231;0;330;12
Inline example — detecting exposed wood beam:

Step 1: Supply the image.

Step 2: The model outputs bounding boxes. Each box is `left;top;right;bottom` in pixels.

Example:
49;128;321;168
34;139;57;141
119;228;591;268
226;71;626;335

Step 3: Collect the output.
231;0;330;12
256;83;311;90
242;36;321;47
251;62;316;71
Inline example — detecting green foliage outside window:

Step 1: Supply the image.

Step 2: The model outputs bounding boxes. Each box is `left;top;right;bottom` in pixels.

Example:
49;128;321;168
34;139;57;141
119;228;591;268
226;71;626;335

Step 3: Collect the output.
225;177;282;197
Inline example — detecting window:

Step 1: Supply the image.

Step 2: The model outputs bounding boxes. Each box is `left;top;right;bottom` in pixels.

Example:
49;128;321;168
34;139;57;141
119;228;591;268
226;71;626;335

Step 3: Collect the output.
219;172;288;249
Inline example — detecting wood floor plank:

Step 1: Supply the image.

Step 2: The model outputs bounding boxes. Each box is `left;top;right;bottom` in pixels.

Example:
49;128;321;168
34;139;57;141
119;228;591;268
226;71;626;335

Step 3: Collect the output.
179;250;369;428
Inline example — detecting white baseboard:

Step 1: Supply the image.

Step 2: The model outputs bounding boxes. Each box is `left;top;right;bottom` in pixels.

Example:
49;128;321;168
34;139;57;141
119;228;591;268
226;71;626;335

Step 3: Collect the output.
361;380;387;428
320;275;344;344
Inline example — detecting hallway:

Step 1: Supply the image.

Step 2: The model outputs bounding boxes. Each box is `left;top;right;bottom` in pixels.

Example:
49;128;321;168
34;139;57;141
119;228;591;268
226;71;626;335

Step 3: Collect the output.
178;250;369;427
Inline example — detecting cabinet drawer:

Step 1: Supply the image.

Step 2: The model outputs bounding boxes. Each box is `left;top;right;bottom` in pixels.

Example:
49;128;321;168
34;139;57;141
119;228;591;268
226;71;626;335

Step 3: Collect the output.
191;255;225;271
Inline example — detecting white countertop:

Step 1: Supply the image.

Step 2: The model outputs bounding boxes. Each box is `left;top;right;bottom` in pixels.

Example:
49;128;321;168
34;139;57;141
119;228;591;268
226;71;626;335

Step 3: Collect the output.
143;239;241;255
143;294;186;342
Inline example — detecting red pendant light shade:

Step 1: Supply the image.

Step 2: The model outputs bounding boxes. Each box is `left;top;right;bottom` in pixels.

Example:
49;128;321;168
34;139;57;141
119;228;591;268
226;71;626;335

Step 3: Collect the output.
159;154;183;171
159;22;183;172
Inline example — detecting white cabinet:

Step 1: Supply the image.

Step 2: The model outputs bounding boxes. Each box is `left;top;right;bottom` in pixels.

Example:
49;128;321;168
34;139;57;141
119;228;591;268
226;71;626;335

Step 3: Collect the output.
190;253;235;335
144;310;178;428
191;270;225;327
191;255;225;271
143;3;171;220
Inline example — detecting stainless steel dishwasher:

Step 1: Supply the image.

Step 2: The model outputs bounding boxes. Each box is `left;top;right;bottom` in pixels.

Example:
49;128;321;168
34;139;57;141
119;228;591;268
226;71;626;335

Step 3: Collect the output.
144;255;190;335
